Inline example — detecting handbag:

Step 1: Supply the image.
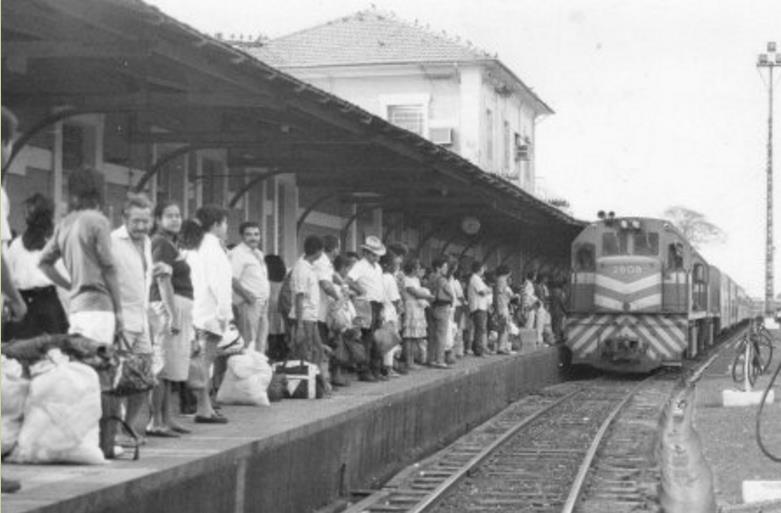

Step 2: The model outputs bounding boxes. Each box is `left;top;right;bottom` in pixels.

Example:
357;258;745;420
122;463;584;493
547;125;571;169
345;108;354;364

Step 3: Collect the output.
267;371;288;402
342;328;367;365
186;353;208;390
102;333;156;397
332;333;351;366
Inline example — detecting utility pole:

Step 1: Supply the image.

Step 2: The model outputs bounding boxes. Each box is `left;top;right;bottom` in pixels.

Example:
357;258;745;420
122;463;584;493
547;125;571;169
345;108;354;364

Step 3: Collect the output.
758;42;778;317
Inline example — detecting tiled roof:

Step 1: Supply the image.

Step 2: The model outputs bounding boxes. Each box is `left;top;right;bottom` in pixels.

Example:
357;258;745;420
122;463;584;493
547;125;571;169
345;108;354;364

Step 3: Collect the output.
246;9;496;68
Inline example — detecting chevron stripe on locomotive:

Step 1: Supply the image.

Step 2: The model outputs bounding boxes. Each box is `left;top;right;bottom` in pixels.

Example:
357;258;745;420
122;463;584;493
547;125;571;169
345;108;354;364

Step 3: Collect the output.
567;214;752;373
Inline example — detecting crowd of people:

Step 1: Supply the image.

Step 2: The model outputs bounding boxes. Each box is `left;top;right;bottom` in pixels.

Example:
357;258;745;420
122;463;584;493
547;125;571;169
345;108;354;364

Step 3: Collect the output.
0;106;569;469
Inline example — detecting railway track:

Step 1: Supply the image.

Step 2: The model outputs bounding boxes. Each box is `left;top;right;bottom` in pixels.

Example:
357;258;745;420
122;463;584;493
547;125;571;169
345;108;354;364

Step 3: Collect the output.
342;326;747;513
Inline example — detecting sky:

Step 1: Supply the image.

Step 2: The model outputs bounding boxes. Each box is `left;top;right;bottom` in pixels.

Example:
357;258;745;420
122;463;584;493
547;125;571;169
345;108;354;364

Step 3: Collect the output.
147;0;781;298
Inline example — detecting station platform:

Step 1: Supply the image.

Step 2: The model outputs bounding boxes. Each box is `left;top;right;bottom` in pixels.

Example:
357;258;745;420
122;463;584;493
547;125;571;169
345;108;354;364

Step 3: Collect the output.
695;330;781;509
1;346;564;513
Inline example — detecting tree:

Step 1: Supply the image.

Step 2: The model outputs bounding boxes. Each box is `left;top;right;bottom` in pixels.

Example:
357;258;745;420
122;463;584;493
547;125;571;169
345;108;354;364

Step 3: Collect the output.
662;206;726;248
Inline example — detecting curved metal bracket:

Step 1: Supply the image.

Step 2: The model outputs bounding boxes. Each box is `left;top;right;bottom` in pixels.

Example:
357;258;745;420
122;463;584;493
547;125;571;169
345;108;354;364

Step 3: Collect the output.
340;204;381;242
482;241;505;263
228;168;289;208
134;144;201;192
458;235;484;260
439;230;464;256
2;107;82;174
500;248;520;266
415;219;452;254
382;214;405;244
297;191;341;232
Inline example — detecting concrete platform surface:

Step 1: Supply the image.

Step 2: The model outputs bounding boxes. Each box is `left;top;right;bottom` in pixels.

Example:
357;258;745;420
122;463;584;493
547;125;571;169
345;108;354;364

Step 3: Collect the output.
1;346;563;513
696;329;781;508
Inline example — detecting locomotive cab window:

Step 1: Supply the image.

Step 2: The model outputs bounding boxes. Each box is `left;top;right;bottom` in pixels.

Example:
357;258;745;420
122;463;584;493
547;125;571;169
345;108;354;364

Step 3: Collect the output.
667;243;684;270
574;243;595;271
633;232;659;256
601;231;628;256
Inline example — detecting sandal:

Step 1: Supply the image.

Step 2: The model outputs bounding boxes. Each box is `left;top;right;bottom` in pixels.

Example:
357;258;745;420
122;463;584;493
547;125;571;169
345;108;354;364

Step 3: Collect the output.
170;425;192;434
147;427;180;438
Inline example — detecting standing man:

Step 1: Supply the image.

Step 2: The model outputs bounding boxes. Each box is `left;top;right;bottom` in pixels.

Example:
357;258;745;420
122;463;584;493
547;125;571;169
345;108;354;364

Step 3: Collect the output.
313;235;341;383
289;235;330;394
467;261;491;356
230;222;270;353
39;167;124;459
347;236;387;381
110;194;154;439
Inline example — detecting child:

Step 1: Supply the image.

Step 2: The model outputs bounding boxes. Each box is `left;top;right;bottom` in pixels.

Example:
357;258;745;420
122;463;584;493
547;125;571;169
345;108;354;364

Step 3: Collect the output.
401;258;434;369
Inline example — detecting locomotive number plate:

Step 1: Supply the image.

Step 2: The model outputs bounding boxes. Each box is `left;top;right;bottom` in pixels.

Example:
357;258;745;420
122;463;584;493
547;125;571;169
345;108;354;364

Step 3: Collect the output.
610;265;643;275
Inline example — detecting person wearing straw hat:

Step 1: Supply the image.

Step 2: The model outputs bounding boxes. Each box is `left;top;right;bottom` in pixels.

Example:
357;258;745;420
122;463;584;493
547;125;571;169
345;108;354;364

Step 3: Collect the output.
347;235;387;381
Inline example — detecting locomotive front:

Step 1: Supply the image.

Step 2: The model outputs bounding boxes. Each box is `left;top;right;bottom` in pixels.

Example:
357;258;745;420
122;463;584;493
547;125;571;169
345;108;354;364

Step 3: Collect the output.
568;215;690;372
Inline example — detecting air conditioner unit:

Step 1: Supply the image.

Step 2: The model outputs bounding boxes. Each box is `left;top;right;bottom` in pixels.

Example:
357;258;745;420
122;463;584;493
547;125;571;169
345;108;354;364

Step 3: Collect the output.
429;127;454;145
513;133;531;162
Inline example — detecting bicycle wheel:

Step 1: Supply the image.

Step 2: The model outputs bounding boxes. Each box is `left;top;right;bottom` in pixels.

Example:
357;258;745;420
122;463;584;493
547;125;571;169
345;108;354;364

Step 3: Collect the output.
732;349;746;384
758;332;774;372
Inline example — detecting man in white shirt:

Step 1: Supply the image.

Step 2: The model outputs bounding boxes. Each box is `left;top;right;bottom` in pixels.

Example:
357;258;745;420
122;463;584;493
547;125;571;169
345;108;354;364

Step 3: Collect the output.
347;235;386;381
110;194;154;438
313;235;341;338
290;235;330;394
467;261;492;356
230;222;270;353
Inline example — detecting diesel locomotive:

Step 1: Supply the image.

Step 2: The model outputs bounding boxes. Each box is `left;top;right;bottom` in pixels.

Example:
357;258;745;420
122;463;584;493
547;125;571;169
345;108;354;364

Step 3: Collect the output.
566;213;752;372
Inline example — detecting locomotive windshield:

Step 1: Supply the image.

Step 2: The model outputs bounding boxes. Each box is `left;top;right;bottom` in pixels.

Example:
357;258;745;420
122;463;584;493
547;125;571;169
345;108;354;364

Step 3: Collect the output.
601;230;659;256
633;232;659;256
601;231;629;256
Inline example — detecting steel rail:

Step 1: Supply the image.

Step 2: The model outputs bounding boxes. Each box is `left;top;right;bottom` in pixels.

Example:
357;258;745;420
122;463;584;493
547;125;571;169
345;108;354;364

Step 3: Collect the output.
563;323;749;513
560;377;650;513
408;388;583;513
344;387;584;513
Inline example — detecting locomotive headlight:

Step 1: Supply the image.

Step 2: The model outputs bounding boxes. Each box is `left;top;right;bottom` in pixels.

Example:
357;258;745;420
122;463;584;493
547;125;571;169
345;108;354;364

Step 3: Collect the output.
620;220;629;229
631;220;640;229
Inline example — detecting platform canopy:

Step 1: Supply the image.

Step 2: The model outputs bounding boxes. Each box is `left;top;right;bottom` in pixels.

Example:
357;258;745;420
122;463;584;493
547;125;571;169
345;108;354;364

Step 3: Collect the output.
2;0;584;258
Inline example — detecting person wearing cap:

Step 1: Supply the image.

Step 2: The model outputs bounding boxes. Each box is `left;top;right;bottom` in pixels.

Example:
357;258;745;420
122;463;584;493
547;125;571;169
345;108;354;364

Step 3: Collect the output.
347;235;386;381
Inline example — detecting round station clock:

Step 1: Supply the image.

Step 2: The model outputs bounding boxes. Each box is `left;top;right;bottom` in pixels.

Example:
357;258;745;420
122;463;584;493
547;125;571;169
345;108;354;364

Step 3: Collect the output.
461;216;481;235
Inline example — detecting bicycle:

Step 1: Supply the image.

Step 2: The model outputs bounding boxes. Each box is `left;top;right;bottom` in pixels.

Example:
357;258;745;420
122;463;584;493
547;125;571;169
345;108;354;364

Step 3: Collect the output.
731;318;773;388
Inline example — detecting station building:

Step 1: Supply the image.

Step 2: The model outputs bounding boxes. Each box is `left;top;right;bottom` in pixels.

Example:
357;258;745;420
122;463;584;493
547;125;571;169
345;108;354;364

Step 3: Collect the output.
2;0;583;279
237;9;550;193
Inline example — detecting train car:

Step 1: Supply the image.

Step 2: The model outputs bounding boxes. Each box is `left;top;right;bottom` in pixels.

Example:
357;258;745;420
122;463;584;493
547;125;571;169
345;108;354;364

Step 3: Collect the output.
567;214;749;373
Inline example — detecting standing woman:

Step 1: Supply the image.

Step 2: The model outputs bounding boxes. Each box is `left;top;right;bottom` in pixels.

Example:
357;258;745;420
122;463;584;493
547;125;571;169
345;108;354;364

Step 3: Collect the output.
180;205;232;424
148;200;192;436
493;265;517;355
265;254;288;362
4;193;68;339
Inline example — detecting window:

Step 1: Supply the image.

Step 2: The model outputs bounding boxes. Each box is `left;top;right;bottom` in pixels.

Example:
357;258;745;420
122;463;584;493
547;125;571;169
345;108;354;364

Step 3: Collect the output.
574;243;596;271
633;232;659;256
387;105;425;136
485;109;493;163
693;263;706;283
602;231;629;256
667;243;684;270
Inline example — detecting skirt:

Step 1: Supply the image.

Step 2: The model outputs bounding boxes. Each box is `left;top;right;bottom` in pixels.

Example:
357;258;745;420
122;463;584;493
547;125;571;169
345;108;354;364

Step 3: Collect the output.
150;295;194;382
403;301;427;339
